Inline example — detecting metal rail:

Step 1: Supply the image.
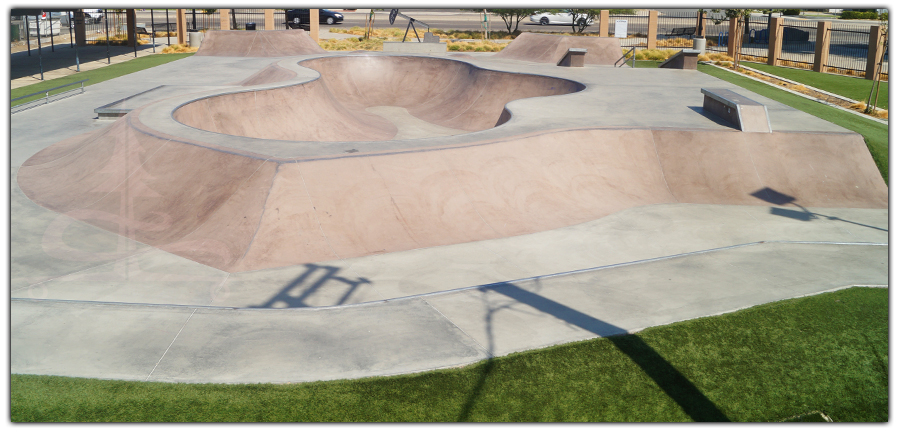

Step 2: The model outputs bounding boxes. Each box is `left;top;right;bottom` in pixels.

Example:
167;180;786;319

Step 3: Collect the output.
11;79;88;112
616;46;637;67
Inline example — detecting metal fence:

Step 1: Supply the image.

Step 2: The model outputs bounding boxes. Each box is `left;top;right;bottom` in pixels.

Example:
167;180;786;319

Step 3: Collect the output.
703;16;730;54
655;10;698;48
228;9;267;30
182;9;221;31
826;22;885;76
776;18;818;69
608;11;650;48
699;14;885;79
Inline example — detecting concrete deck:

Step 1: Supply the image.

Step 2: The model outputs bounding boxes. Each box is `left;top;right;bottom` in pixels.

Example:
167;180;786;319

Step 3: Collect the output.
10;38;888;384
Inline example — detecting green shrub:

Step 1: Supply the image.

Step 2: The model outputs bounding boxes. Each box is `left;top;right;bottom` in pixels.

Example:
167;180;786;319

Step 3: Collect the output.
782;9;801;16
840;11;883;20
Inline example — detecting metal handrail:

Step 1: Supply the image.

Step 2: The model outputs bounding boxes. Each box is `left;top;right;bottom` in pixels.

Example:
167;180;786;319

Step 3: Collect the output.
11;79;88;111
616;46;637;67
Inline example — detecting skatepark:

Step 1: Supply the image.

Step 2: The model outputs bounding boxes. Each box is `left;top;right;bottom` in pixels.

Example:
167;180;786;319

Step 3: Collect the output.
11;30;887;384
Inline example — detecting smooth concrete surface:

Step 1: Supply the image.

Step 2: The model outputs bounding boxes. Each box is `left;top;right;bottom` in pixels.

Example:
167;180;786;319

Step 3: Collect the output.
10;34;889;384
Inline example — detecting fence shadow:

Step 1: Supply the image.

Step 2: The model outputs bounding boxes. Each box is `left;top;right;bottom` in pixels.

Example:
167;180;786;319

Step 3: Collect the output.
456;281;729;422
251;263;371;308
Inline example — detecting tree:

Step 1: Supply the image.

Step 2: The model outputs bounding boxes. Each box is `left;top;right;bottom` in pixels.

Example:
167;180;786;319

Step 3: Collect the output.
865;11;888;115
484;9;538;34
711;9;753;69
568;9;603;33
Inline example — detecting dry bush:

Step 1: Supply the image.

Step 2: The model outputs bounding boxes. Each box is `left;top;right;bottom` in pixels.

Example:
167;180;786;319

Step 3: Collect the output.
319;38;383;51
655;37;694;47
161;44;197;53
91;34;149;46
698;53;733;62
447;41;509;52
627;48;679;61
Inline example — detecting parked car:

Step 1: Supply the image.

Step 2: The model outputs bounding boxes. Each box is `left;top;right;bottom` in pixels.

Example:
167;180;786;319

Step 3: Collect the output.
285;9;344;26
529;10;593;27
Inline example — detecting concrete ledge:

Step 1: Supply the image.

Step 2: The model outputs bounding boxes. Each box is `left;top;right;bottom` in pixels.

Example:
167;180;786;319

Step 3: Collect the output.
558;48;587;67
660;49;701;70
701;87;772;133
382;42;447;54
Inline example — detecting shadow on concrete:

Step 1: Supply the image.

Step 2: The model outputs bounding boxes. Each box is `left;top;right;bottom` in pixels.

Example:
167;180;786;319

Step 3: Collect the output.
752;187;887;232
11;42;166;80
687;105;738;129
456;281;730;422
252;263;371;308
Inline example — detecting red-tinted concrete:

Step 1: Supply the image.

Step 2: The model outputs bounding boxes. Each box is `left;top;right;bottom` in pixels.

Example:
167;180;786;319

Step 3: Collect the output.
495;32;623;65
195;30;328;57
175;56;585;141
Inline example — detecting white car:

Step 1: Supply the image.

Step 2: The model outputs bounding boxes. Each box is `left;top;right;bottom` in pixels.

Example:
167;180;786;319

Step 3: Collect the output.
529;10;594;27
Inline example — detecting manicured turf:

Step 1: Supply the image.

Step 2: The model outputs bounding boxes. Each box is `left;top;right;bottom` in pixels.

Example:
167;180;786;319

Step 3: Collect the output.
697;63;889;185
742;61;888;110
11;287;887;422
11;53;193;107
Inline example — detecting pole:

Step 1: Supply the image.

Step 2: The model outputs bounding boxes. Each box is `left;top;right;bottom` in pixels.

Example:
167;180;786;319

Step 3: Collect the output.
49;12;55;52
25;15;31;56
192;9;197;30
36;15;44;80
166;9;171;45
104;9;110;64
150;9;156;52
68;10;74;47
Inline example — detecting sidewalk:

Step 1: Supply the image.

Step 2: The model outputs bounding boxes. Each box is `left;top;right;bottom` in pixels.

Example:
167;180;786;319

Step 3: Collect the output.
11;40;170;90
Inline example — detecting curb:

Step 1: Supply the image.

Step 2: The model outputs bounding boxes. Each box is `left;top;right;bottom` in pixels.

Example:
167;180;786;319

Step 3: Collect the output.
700;62;888;124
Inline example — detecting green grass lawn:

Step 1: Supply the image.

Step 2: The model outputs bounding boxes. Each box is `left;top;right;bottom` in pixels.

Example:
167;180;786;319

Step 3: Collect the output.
11;53;193;107
697;63;889;185
11;287;887;422
741;61;888;110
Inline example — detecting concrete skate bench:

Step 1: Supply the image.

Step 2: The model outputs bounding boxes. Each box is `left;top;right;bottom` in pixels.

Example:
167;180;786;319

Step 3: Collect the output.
659;49;701;70
558;48;587;67
701;88;772;133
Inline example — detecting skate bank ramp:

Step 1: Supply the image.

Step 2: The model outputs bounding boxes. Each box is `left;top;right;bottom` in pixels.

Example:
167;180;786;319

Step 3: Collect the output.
495;33;623;65
18;120;888;273
195;29;328;57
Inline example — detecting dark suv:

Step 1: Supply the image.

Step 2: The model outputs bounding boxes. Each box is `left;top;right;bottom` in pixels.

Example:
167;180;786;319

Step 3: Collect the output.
285;9;344;28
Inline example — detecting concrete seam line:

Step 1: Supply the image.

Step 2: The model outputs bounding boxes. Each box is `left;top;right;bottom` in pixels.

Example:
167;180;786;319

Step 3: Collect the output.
206;273;230;306
649;129;677;200
10;247;156;295
12;241;885;311
145;308;198;381
294;160;389;301
422;298;493;358
233;160;278;269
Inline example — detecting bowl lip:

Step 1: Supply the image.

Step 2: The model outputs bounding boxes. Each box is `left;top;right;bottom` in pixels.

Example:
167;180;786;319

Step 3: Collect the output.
165;52;588;145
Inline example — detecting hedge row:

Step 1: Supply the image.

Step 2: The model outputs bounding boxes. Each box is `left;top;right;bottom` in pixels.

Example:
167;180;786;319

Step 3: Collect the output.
839;11;887;20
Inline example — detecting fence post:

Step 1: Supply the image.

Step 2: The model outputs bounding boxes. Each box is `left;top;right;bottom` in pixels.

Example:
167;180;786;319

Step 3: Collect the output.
126;9;136;47
647;10;658;49
220;9;230;30
310;9;319;41
176;9;186;45
865;25;886;80
727;17;739;57
598;10;609;37
767;17;783;66
264;9;275;30
698;11;706;37
74;10;86;46
813;21;831;72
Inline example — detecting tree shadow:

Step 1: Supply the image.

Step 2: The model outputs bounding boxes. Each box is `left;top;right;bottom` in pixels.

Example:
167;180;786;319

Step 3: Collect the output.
251;263;371;309
456;281;730;422
752;187;886;232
